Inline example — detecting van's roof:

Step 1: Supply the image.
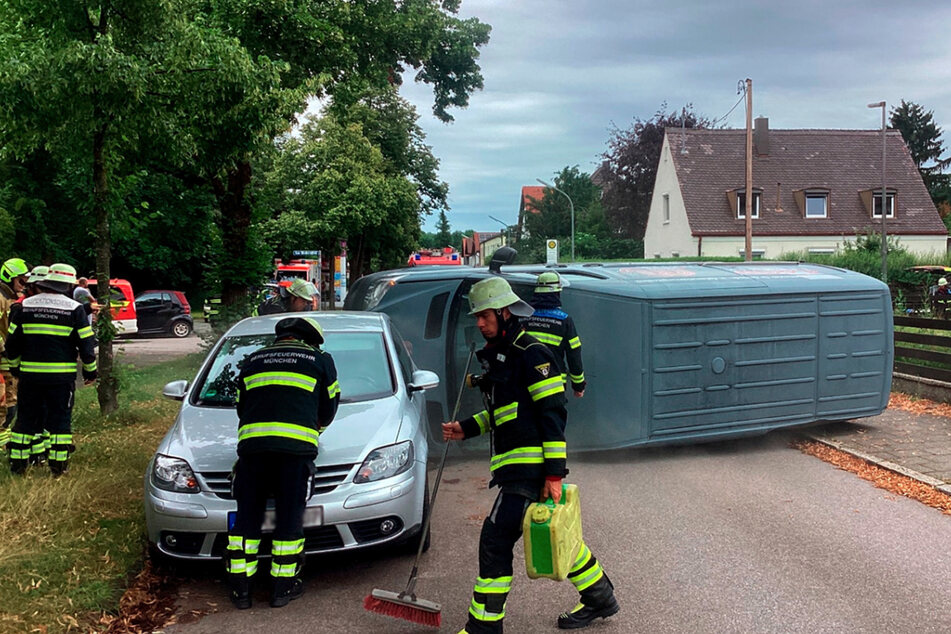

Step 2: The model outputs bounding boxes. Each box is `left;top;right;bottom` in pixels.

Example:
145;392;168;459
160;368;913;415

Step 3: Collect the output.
360;261;886;300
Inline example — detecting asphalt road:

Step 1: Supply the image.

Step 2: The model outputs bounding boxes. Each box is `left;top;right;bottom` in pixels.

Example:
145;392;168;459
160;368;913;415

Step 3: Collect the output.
112;323;209;367
163;431;951;633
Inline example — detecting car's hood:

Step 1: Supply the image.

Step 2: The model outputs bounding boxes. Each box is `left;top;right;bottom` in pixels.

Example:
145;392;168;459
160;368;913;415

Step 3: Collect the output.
159;396;407;473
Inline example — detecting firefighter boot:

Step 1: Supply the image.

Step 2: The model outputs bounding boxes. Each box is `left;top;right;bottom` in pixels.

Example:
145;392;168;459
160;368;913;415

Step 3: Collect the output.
270;577;303;608
557;574;619;630
229;576;252;610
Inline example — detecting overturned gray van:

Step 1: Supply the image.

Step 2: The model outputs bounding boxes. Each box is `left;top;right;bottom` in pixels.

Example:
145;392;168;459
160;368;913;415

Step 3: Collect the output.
345;261;893;451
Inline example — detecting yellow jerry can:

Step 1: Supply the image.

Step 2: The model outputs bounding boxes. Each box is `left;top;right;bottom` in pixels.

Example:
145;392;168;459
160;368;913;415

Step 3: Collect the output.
522;483;583;581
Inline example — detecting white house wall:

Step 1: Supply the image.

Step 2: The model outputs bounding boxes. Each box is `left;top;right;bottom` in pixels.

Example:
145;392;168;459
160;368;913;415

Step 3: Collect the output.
644;137;696;258
697;234;947;258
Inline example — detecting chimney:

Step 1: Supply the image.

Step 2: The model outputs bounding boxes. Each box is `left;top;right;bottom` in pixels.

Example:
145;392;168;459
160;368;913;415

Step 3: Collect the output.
754;117;769;156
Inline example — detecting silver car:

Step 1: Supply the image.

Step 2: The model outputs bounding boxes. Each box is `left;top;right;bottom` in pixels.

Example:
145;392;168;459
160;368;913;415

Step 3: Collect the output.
144;312;439;560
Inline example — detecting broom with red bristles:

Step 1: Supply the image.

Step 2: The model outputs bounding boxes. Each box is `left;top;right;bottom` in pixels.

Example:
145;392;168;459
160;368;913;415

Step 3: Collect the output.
364;345;476;628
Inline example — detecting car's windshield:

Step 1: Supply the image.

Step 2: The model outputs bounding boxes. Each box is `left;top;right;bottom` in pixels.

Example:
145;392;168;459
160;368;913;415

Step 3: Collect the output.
193;332;394;407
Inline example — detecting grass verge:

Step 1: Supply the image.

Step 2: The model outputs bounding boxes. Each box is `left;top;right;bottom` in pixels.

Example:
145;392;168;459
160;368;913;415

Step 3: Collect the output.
0;353;203;633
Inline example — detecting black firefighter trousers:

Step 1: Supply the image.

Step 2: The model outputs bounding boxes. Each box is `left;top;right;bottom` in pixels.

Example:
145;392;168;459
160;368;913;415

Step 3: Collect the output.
8;381;74;475
226;453;312;593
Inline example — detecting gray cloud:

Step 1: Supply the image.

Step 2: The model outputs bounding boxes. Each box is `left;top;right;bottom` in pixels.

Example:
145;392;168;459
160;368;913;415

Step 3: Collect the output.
404;0;951;232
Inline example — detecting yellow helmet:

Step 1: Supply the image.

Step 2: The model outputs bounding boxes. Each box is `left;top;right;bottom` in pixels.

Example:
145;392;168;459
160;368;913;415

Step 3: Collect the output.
468;277;533;317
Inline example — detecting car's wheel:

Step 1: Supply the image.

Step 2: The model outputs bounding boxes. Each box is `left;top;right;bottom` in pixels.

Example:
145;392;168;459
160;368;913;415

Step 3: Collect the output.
170;320;192;338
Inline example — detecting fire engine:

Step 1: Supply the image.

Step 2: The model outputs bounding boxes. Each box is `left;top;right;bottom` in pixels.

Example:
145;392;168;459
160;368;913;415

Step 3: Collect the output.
274;258;321;287
407;247;461;266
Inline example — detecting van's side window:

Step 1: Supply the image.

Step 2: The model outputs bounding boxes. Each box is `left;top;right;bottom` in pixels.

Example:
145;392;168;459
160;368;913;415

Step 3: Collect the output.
424;292;449;339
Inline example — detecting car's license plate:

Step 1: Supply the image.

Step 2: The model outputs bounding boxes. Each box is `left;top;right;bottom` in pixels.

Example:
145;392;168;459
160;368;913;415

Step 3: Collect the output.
228;506;323;532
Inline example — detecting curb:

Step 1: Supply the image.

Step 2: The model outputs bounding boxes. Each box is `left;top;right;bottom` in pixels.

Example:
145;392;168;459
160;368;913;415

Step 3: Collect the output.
806;433;951;497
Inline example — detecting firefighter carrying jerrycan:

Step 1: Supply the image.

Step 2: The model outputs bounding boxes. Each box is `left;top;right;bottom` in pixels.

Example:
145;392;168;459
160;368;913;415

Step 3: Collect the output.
442;277;619;632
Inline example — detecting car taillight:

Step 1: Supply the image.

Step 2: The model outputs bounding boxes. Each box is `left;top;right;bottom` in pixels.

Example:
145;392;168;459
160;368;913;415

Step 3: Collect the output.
183;304;191;314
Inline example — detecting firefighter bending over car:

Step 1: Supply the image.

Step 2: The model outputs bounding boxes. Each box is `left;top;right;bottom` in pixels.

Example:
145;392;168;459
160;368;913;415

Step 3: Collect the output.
6;263;97;476
256;279;320;315
442;277;619;632
226;317;340;609
523;272;586;398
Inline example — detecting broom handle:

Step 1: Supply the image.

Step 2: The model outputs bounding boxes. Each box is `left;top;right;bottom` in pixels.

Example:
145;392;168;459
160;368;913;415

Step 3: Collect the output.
402;344;476;597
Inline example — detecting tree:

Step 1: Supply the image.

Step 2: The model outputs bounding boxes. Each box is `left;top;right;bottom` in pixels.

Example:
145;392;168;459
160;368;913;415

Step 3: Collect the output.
190;0;490;305
601;104;711;240
258;111;419;280
0;0;258;413
435;210;452;246
525;166;604;244
890;100;951;210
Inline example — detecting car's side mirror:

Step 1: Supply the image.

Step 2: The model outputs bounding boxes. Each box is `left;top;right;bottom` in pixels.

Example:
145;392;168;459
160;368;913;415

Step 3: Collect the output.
162;379;189;401
408;370;440;393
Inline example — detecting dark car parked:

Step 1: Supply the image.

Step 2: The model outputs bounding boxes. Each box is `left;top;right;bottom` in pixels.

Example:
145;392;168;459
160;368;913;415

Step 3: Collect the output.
135;290;193;338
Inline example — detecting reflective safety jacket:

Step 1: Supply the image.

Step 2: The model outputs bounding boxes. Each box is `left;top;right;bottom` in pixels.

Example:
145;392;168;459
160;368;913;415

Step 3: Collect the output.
0;281;18;371
235;339;339;458
5;292;97;384
459;328;568;487
522;296;585;393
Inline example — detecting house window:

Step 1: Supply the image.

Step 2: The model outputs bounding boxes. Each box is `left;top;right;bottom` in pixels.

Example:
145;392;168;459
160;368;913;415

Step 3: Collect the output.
736;192;761;219
737;248;766;259
807;247;836;254
805;193;828;218
872;192;895;218
671;251;680;258
663;193;670;223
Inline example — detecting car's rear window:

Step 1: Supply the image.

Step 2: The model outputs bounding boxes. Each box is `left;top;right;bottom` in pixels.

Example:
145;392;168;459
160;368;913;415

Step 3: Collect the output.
193;332;394;407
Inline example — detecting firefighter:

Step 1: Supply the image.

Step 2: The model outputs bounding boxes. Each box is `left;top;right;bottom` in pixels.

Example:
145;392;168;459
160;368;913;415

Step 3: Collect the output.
256;279;320;315
442;277;619;633
5;263;97;476
523;272;586;398
0;257;29;451
226;316;340;610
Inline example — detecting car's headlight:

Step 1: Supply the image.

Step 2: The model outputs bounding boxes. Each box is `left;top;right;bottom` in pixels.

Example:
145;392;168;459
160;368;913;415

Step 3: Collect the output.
354;441;414;484
151;454;200;493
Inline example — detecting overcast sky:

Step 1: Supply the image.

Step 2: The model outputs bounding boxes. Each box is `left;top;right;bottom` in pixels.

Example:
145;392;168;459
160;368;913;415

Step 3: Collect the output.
400;0;951;234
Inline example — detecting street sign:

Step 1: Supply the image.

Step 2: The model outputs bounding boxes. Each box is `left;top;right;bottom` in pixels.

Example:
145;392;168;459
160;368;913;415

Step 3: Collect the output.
292;250;321;256
546;239;559;265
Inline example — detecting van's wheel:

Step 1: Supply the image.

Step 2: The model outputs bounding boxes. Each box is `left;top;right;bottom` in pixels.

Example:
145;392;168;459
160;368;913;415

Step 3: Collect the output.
171;321;192;338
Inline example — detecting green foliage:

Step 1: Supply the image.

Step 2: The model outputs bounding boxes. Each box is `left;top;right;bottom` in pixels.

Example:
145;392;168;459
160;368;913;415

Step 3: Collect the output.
601;103;712;239
890;100;951;209
435;210;452;246
521;166;607;258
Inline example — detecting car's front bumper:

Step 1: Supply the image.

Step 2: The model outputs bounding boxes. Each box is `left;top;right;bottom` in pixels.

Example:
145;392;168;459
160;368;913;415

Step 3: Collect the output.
144;459;427;560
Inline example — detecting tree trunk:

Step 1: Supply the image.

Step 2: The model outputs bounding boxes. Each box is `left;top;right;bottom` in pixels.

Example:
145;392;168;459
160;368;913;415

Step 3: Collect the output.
93;122;119;415
212;161;253;307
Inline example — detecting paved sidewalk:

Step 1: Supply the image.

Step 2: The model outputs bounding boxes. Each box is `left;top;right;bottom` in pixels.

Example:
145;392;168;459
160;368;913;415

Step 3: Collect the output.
808;405;951;495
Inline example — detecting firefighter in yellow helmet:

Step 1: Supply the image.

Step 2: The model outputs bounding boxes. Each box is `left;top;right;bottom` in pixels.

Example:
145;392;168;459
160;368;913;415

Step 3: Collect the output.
0;258;29;450
443;277;618;633
5;263;97;475
522;272;586;398
256;279;320;315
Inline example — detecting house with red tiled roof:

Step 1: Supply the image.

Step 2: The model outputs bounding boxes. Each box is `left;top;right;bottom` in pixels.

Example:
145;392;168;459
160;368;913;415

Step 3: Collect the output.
516;185;546;240
461;231;504;266
644;120;948;258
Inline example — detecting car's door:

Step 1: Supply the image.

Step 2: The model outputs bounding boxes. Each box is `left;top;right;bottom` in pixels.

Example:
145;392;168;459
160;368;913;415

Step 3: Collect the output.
156;292;180;328
134;292;164;331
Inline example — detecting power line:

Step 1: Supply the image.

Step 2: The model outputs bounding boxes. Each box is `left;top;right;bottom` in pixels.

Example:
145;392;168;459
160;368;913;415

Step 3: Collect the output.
712;92;746;127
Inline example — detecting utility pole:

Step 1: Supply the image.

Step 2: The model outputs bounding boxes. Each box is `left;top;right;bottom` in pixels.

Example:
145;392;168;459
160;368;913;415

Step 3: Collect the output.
870;101;887;283
744;78;753;262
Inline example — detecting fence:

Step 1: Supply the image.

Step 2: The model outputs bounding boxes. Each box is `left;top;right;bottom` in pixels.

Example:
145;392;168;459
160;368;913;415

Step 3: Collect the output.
893;315;951;383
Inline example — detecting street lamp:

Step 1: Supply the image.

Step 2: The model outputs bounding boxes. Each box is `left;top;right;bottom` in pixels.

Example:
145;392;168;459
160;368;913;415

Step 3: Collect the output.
536;178;575;262
488;214;508;246
868;100;887;283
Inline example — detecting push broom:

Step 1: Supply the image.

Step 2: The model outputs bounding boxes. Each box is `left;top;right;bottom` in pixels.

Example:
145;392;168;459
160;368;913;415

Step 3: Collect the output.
364;343;476;628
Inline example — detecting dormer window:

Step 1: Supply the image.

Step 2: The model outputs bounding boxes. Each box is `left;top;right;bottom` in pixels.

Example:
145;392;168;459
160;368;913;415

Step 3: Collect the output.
805;192;828;218
736;190;761;219
860;188;896;219
872;192;895;218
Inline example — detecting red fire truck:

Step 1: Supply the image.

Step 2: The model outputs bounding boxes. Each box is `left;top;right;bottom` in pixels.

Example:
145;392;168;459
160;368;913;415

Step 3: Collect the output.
274;258;321;287
407;247;462;266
